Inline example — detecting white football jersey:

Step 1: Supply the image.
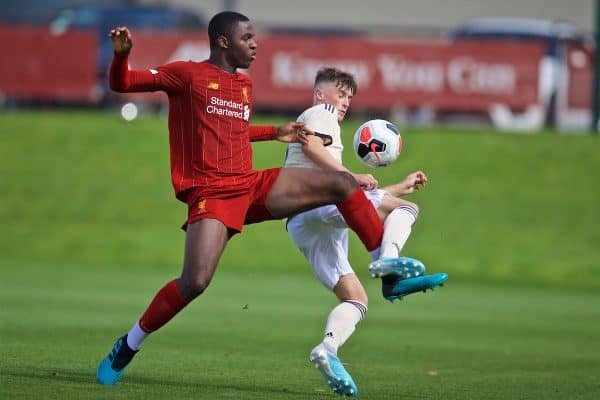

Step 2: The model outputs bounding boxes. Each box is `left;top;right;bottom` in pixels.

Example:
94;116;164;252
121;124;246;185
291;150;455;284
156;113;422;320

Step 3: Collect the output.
284;103;343;169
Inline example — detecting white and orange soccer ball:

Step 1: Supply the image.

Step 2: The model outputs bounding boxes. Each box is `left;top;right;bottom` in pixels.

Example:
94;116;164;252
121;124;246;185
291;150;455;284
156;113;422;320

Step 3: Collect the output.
353;119;402;168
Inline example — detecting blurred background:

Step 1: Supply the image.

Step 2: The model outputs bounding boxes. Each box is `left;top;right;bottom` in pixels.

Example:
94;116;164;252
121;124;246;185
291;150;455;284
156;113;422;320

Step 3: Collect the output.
2;2;599;399
1;0;599;301
0;0;597;131
1;1;598;294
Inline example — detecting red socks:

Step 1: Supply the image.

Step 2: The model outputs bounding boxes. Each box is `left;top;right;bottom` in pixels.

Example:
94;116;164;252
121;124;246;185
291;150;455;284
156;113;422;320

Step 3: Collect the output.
139;280;188;333
336;188;383;252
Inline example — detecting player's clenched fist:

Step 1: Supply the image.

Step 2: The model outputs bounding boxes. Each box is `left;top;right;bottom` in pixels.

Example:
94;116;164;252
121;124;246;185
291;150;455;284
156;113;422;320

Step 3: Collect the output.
109;27;132;55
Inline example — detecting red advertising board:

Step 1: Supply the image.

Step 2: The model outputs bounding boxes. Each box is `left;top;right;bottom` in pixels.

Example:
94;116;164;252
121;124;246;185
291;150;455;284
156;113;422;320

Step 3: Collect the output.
0;27;97;102
122;34;545;112
566;44;593;109
0;27;548;113
250;36;545;112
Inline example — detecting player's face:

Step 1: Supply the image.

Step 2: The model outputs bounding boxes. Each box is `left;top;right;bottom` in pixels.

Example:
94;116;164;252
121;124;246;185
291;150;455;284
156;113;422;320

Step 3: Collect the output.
227;21;257;69
318;82;353;122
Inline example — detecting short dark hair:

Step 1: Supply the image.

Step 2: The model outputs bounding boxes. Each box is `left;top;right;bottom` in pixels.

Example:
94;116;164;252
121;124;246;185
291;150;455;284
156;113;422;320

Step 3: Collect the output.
208;11;250;49
314;67;357;95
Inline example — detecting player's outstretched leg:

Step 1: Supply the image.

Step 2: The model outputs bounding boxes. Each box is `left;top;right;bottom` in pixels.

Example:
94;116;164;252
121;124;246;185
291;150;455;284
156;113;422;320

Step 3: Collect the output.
368;256;425;279
96;335;138;385
310;344;358;397
382;273;449;302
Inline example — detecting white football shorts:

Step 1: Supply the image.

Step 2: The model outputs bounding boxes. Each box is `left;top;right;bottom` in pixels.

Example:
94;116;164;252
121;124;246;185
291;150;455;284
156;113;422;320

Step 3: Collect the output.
287;189;386;291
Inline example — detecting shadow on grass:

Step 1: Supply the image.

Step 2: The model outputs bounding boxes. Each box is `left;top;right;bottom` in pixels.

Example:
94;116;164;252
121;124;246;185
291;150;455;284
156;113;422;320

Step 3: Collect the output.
2;366;309;397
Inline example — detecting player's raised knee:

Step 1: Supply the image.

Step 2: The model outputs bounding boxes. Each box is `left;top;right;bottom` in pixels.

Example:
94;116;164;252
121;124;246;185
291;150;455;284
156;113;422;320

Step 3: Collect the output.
177;272;213;300
405;201;419;215
328;171;358;200
396;202;420;225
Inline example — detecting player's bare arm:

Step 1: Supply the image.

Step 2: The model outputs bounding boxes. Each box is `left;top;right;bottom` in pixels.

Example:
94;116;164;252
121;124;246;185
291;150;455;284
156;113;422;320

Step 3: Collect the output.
382;171;428;197
297;131;378;190
109;27;133;55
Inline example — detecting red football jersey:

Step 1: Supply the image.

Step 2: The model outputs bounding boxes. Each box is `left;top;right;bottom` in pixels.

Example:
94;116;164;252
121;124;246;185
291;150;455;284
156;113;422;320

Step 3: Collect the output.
110;55;275;201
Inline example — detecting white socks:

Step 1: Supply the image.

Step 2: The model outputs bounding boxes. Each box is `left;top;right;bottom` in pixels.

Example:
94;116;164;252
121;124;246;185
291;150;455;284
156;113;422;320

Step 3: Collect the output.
379;205;418;259
126;321;149;351
322;300;368;355
369;247;381;261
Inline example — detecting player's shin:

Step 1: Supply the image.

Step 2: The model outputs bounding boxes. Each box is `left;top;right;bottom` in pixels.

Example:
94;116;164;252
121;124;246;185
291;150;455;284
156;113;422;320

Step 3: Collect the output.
321;300;367;354
336;189;383;253
98;279;189;384
138;279;189;334
310;300;365;396
379;205;418;258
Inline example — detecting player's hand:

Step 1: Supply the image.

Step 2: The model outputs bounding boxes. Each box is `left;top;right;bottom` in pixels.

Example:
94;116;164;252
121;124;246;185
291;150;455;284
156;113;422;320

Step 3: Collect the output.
276;122;314;143
353;173;378;190
109;27;133;55
400;170;428;194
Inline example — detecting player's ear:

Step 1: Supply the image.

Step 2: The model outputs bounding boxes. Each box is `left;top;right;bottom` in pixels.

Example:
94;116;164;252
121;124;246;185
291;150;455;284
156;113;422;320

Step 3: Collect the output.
218;35;229;49
315;88;323;102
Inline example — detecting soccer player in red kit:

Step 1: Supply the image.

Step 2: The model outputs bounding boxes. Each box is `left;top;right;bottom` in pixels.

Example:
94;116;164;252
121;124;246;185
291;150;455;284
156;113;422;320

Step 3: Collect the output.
96;11;395;386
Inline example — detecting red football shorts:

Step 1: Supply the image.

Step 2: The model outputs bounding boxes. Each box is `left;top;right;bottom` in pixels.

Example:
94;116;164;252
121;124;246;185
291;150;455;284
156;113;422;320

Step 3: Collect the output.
182;168;281;234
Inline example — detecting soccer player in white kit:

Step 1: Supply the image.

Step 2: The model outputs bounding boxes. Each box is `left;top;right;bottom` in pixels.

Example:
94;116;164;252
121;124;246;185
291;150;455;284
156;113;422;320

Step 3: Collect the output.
284;68;448;397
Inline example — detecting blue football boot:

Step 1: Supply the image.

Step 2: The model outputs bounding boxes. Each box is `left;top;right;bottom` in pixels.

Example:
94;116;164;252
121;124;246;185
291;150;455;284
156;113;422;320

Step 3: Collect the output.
368;256;426;279
97;335;138;385
310;344;358;397
382;273;449;302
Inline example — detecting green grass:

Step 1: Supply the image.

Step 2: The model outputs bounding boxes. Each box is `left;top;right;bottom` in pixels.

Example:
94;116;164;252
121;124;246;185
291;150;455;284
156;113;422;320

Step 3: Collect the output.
1;110;599;288
1;110;600;399
2;263;599;400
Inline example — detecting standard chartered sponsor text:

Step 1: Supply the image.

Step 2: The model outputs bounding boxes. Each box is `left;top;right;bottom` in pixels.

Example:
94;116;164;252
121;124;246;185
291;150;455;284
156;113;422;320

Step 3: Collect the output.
207;96;247;120
211;96;243;109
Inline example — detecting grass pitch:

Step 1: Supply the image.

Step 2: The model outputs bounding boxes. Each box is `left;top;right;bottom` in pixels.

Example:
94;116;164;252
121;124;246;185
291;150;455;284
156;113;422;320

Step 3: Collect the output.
2;263;599;399
1;110;599;399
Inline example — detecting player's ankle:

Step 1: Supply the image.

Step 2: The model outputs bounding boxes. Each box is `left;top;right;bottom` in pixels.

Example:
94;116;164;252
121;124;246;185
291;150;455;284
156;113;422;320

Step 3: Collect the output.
319;340;337;356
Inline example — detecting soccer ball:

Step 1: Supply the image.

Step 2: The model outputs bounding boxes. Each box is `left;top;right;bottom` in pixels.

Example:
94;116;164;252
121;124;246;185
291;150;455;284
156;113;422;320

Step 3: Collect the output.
353;119;402;167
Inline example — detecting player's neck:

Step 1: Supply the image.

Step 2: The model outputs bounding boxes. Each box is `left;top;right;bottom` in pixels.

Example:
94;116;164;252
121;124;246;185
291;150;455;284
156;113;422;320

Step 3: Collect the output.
208;55;237;75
